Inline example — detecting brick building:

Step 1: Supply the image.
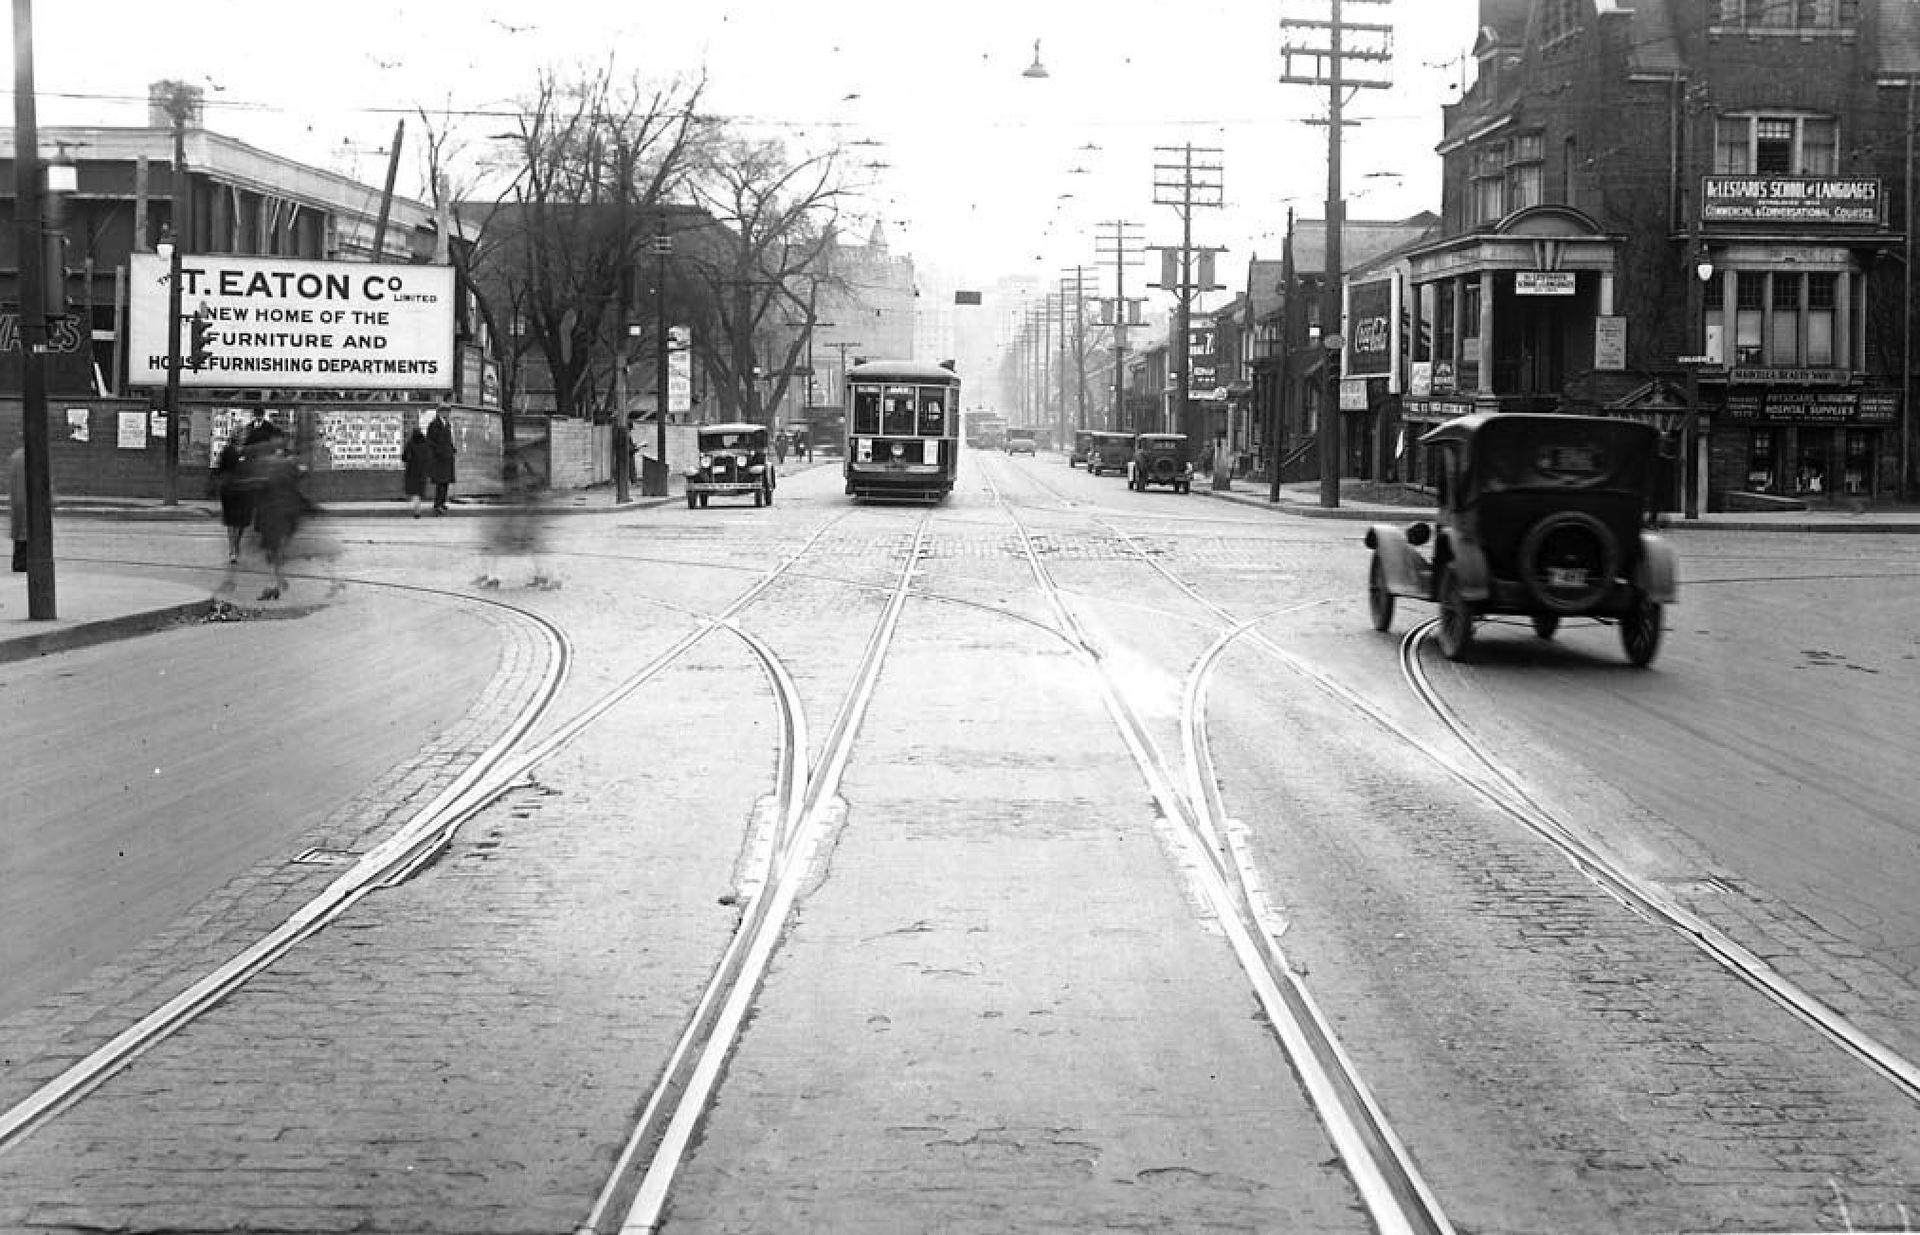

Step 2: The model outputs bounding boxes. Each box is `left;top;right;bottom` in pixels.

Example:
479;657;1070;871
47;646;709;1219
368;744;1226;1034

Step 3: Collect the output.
1405;0;1920;509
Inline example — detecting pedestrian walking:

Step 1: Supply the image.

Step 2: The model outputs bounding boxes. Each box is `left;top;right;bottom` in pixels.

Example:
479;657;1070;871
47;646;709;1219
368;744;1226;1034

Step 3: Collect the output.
249;441;315;601
475;453;556;590
401;421;432;517
241;407;283;450
8;441;26;574
209;430;254;563
774;432;789;465
427;403;457;513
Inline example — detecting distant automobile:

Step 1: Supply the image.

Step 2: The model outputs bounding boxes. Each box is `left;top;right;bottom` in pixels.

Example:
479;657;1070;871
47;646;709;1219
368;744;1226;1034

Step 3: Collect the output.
1005;430;1038;455
1068;429;1092;468
684;423;775;509
1364;412;1677;665
1086;431;1135;476
1129;433;1194;493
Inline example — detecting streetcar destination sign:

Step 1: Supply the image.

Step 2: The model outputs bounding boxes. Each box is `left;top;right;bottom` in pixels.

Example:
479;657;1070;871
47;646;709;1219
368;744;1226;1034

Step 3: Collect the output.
126;253;456;390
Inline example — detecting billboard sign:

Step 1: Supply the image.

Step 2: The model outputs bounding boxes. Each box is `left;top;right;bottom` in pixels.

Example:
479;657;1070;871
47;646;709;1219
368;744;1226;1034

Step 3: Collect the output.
127;253;455;389
1700;176;1883;225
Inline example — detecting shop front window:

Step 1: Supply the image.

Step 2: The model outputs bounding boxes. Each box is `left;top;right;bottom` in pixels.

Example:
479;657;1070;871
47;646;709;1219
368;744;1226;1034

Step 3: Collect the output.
1748;428;1777;492
1714;271;1844;369
1845;429;1871;495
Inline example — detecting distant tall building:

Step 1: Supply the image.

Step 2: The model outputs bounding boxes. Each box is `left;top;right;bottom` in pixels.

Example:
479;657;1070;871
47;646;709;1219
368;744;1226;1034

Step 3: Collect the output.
812;220;916;406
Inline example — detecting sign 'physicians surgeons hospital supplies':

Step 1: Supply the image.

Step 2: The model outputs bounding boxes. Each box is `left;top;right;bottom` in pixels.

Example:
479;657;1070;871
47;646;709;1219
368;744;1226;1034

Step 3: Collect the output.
126;253;456;389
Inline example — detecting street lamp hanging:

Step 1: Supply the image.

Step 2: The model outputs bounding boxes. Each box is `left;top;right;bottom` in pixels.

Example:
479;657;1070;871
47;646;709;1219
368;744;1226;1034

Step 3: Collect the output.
1022;39;1049;79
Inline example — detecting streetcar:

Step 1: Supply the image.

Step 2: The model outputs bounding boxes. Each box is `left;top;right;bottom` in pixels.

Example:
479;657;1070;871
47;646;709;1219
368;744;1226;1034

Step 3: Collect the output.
843;359;961;503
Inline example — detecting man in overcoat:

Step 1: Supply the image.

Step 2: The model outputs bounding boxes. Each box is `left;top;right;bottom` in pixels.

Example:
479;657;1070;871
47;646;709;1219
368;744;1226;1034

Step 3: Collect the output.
427;404;457;513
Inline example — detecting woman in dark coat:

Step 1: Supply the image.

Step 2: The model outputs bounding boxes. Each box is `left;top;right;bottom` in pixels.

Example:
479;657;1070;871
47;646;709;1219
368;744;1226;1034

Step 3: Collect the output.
211;431;253;561
426;404;457;513
401;424;432;517
250;442;311;600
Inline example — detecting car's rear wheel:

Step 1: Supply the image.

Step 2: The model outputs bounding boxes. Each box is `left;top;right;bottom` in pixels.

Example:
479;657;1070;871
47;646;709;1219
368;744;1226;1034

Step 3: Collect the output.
1520;511;1618;614
1436;566;1475;661
686;493;697;510
1620;591;1663;666
1368;556;1394;632
752;489;764;507
764;484;775;506
1531;613;1560;639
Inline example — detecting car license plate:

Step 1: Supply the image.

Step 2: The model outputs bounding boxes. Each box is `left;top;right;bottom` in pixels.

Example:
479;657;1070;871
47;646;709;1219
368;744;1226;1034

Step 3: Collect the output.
1548;567;1588;588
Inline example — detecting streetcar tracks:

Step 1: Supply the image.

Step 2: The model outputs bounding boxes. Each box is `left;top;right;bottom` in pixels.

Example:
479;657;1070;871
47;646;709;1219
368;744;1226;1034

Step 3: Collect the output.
0;515;853;1158
1104;509;1920;1109
581;513;934;1235
1397;621;1920;1106
982;473;1458;1235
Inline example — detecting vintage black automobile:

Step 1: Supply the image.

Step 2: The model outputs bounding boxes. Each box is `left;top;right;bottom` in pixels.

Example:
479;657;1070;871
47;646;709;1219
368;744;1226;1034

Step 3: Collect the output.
1364;412;1678;665
1086;431;1136;477
1068;429;1093;468
684;422;775;508
1129;433;1194;493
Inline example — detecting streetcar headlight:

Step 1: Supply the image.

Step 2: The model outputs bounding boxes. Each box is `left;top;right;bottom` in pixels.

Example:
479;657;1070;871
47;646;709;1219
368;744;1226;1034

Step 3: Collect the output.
890;442;905;460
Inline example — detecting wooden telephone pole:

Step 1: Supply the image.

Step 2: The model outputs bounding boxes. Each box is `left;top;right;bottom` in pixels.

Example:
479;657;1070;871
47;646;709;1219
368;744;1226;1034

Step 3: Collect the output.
1281;0;1392;508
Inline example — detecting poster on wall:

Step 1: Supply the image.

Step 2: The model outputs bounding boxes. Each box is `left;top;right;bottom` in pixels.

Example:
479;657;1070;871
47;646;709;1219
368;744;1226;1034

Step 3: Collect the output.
66;409;90;443
117;411;147;449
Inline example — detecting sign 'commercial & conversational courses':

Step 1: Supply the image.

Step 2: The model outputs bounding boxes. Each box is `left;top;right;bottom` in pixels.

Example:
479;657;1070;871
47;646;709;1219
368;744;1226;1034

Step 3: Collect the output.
126;253;456;390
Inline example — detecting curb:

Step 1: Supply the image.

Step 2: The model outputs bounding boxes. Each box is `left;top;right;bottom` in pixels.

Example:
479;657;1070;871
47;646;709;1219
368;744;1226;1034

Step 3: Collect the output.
0;598;218;664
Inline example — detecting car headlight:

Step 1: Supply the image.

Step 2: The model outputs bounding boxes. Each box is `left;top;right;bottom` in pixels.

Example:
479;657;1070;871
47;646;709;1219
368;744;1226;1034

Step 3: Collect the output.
698;453;713;468
890;442;905;459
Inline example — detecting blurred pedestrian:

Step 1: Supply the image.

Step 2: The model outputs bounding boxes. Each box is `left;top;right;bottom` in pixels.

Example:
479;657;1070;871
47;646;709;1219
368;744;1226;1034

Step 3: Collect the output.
8;441;26;574
427;403;457;513
401;419;432;517
774;432;789;465
249;440;315;601
476;453;556;590
242;406;283;450
209;430;253;563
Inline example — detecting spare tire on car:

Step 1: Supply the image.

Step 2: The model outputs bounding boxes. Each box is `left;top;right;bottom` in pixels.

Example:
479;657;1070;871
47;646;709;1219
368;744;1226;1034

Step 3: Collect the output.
1518;511;1618;614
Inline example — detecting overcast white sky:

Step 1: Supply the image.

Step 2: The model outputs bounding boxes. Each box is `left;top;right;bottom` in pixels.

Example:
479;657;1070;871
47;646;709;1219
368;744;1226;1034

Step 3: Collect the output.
28;0;1480;296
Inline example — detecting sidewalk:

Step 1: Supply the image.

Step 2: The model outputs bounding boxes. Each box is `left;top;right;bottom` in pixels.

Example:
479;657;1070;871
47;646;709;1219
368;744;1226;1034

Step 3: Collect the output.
1201;477;1920;533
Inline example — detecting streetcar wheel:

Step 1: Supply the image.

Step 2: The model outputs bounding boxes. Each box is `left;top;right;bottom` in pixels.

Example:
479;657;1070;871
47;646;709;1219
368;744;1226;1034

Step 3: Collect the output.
1368;555;1394;632
1620;592;1663;667
1531;613;1560;640
1436;567;1475;661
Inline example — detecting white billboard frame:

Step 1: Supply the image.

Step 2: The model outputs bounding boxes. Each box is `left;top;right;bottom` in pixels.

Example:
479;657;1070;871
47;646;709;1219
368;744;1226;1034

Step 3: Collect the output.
126;253;455;390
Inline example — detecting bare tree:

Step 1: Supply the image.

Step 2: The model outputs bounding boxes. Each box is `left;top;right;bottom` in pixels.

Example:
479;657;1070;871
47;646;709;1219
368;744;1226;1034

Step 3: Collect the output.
457;61;711;420
677;137;849;426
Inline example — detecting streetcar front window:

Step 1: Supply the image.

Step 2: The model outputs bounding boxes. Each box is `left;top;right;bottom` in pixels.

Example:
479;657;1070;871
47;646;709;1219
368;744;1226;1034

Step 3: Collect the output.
882;391;917;436
853;389;882;436
918;394;947;436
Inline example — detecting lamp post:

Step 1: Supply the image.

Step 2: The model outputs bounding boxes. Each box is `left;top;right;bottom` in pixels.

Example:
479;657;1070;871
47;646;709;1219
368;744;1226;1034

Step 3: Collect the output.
1680;243;1715;521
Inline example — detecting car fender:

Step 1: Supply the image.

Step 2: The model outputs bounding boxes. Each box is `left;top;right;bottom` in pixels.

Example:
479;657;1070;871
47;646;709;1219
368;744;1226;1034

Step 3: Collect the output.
1363;524;1431;597
1635;533;1679;603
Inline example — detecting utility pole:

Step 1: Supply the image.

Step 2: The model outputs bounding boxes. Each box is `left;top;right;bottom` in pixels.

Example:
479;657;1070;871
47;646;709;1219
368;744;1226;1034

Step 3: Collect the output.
1095;220;1144;431
1153;145;1224;442
823;339;864;416
1269;210;1298;504
1061;266;1092;439
1282;0;1392;508
11;0;58;617
158;82;195;506
643;232;672;497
